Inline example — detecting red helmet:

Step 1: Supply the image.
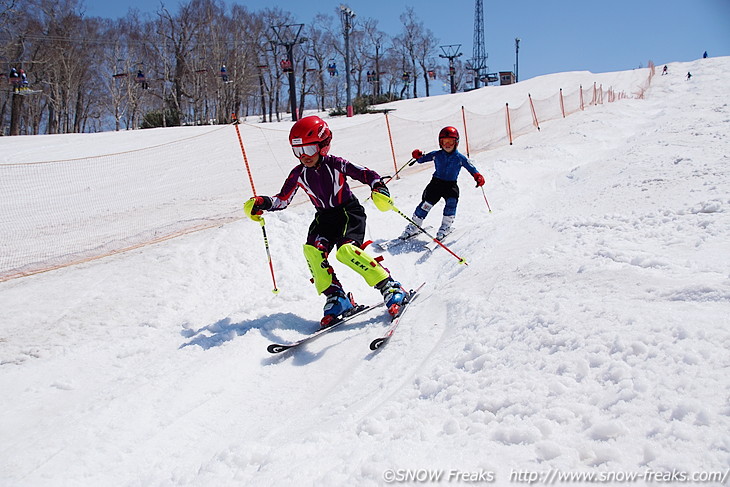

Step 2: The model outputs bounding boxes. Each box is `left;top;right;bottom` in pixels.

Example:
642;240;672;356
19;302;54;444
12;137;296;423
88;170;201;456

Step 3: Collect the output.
438;126;459;149
289;116;332;157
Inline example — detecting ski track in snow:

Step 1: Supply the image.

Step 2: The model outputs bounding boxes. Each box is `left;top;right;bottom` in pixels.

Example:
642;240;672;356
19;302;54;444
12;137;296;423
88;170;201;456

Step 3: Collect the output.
1;58;729;486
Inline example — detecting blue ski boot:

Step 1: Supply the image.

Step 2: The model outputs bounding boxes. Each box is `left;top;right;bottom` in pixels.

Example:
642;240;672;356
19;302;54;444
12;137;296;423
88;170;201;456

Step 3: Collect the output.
321;289;355;328
376;277;407;317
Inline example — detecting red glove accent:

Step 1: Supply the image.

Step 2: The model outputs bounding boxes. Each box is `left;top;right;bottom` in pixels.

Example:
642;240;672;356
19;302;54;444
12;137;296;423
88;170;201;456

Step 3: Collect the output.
473;172;485;187
251;196;265;215
411;149;424;160
250;196;272;214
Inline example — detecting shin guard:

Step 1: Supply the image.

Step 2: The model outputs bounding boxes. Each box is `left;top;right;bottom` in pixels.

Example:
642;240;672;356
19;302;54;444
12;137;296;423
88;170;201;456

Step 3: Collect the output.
335;243;389;287
303;244;334;294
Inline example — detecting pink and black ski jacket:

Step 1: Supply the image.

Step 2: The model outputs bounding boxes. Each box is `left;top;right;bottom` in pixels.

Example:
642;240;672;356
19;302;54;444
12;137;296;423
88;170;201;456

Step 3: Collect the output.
269;155;382;210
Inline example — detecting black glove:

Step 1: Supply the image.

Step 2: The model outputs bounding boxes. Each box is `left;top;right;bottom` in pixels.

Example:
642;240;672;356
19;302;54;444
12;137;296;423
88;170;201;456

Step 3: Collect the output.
372;180;390;197
245;196;273;221
251;196;273;214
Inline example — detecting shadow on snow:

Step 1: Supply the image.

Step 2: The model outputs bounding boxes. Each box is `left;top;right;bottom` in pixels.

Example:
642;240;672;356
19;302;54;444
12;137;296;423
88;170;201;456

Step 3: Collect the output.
179;310;389;360
179;312;316;350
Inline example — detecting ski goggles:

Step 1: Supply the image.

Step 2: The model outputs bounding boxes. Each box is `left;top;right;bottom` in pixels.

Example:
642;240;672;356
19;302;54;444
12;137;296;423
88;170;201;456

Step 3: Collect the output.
291;144;319;158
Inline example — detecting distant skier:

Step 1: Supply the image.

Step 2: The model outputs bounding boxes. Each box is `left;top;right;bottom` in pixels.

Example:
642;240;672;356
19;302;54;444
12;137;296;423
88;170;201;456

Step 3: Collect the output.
662;65;668;75
400;126;485;241
9;67;20;91
136;70;149;89
703;51;708;59
243;115;409;326
686;71;692;80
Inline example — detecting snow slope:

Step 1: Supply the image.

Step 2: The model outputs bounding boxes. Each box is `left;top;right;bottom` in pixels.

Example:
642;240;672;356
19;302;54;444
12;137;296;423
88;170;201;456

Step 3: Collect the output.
1;58;729;486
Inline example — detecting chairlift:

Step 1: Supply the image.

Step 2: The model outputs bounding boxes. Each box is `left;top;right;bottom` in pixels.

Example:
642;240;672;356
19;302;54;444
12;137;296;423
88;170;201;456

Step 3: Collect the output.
6;67;37;93
327;60;338;77
7;67;21;86
485;73;499;83
111;58;128;78
135;69;149;89
280;59;293;73
113;61;145;80
13;87;42;96
220;64;232;83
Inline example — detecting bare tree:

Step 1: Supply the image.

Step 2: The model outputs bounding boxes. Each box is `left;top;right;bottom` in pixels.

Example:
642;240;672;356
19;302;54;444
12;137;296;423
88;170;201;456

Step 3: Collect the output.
231;11;265;119
414;26;439;97
300;15;335;113
0;0;16;29
155;0;218;124
360;18;389;97
394;7;422;99
1;1;456;134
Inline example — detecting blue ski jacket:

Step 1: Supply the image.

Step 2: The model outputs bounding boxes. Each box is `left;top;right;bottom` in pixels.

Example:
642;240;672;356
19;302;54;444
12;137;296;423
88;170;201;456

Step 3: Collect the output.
414;149;478;182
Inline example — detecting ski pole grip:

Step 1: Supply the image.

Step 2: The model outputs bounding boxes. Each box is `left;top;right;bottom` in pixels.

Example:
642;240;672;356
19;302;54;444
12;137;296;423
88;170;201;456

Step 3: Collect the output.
372;192;394;212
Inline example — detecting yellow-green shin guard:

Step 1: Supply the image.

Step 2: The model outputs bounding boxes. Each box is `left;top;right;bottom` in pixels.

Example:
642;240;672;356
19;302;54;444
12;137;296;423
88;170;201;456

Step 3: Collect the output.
335;243;389;287
303;244;333;294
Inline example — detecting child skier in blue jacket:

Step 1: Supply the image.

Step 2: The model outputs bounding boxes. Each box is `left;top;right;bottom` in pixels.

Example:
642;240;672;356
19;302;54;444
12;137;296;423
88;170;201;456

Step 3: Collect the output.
400;126;485;240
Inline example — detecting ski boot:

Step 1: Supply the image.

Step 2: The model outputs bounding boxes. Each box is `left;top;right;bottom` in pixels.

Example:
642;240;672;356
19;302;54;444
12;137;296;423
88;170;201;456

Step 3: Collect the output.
320;289;355;328
376;277;408;317
399;214;424;240
436;215;455;240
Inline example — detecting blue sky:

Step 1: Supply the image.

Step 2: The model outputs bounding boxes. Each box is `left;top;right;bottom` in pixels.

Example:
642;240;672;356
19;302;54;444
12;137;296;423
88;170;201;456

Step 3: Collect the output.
83;0;729;82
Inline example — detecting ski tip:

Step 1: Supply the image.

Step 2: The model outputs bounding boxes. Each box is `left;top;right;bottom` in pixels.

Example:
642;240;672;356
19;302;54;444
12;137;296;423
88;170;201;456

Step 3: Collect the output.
267;343;291;354
369;337;388;351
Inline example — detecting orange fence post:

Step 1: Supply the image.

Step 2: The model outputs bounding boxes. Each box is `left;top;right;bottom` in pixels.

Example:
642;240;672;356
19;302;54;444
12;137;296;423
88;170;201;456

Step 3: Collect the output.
593;82;597;105
383;111;399;178
505;103;513;145
461;106;471;157
528;94;541;131
580;85;584;110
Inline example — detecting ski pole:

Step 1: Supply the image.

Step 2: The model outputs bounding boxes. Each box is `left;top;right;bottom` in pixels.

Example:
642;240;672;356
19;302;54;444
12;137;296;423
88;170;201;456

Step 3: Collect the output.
393;207;468;265
365;158;416;207
480;186;492;213
258;217;280;294
383;158;416;184
372;193;468;266
234;113;280;294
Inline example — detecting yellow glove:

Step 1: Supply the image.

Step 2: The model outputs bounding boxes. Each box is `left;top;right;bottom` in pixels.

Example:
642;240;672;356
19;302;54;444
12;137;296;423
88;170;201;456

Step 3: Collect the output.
244;196;271;222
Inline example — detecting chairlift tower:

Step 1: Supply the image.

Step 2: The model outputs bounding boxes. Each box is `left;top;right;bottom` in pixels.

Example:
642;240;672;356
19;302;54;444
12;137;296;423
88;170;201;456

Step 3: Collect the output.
470;0;488;88
341;5;356;117
272;23;304;121
439;44;462;94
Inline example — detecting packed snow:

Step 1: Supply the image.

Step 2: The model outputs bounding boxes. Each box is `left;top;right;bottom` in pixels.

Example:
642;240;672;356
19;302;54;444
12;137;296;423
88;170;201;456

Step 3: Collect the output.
1;57;729;486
